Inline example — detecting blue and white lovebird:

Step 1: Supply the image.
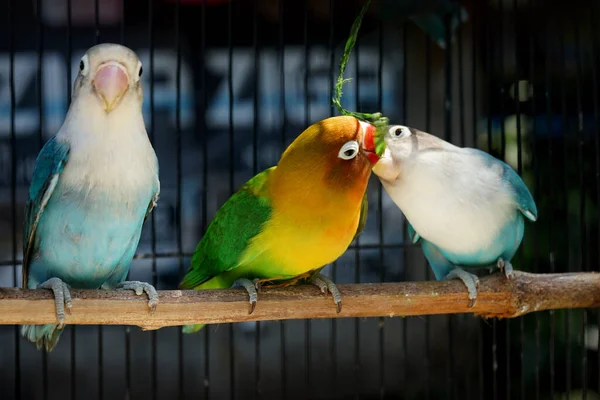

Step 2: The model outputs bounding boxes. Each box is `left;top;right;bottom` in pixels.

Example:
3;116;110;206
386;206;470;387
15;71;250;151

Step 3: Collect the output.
367;124;537;306
22;43;160;351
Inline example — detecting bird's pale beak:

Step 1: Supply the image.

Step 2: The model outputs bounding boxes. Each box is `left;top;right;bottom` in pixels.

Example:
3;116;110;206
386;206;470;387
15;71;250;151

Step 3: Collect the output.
360;121;379;165
93;62;129;112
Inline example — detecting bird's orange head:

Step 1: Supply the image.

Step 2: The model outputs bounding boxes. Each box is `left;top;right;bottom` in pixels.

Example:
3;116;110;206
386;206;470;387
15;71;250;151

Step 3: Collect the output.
273;116;379;205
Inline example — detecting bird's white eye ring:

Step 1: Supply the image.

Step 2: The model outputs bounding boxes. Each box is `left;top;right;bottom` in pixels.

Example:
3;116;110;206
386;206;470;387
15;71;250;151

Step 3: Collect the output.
338;140;360;160
79;54;89;76
389;125;410;139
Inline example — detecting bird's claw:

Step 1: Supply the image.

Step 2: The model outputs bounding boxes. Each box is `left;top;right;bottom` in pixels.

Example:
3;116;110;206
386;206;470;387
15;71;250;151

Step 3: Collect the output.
497;258;514;280
310;273;343;313
116;281;159;312
37;277;72;328
232;278;259;315
253;278;262;293
445;268;479;308
311;276;329;295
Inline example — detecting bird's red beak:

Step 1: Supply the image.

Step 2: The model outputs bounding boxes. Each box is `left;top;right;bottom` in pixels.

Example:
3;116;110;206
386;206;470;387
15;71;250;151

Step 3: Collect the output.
360;121;379;165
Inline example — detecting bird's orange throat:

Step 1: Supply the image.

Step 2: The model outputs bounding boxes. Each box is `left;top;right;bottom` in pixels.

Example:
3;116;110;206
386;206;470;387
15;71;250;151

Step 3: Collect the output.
267;165;368;234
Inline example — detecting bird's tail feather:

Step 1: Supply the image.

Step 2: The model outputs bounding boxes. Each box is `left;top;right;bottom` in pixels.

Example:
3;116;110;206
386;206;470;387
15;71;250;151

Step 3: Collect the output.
182;323;206;334
181;275;232;334
21;324;64;352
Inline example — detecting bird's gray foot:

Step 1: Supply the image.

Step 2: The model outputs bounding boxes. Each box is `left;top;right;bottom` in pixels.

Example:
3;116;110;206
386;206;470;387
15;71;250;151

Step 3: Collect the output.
37;277;72;328
445;268;480;308
116;281;159;312
231;278;260;314
310;273;342;313
497;258;514;280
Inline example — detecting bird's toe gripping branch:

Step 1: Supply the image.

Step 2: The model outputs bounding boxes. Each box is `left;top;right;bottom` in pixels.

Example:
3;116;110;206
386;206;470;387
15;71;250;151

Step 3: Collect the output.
497;258;514;280
116;281;159;312
445;268;480;308
231;278;261;315
310;273;343;313
37;277;73;328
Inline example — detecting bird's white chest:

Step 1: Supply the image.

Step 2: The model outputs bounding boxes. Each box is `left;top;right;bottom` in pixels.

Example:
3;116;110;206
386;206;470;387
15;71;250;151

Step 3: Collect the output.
383;154;516;254
59;132;158;202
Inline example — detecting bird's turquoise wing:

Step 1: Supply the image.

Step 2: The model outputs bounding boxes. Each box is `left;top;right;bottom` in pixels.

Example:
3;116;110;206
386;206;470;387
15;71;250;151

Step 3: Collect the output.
502;165;537;221
178;167;274;290
23;137;70;287
142;176;160;224
420;238;455;281
407;221;420;244
468;148;538;222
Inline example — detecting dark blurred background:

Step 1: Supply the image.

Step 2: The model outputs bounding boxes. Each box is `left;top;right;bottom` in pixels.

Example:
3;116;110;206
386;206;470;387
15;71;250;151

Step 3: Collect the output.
0;0;599;398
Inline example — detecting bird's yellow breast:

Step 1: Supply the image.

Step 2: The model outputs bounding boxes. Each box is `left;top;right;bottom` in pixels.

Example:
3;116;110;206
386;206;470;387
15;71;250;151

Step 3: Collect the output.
234;150;369;282
237;205;361;279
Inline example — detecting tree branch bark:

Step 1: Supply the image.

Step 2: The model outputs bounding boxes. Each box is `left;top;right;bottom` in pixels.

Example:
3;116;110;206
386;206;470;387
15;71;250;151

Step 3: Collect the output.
1;271;598;330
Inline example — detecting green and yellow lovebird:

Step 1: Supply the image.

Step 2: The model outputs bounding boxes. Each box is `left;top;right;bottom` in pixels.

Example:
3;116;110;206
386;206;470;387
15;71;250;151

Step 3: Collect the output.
179;116;379;333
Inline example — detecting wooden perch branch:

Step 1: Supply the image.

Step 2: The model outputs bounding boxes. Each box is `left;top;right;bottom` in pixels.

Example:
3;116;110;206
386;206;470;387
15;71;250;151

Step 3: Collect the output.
1;271;599;330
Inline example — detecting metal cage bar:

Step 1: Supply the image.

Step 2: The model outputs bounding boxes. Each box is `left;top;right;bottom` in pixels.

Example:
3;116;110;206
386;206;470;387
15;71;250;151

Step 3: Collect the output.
0;1;598;399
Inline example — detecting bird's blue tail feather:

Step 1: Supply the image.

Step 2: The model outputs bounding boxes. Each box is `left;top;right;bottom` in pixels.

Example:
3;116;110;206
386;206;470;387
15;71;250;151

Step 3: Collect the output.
21;324;64;352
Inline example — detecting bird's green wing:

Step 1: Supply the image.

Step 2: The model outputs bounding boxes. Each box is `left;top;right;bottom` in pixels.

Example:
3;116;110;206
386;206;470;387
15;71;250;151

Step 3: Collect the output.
178;167;274;289
23;137;70;287
352;191;368;241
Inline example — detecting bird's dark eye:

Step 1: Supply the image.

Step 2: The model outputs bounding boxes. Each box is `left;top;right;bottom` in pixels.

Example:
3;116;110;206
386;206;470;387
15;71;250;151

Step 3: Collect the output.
388;125;413;140
138;66;143;77
79;55;90;75
338;140;360;160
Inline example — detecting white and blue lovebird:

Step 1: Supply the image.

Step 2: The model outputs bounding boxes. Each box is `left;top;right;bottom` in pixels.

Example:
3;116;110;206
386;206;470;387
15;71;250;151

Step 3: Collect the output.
370;125;537;306
22;43;160;351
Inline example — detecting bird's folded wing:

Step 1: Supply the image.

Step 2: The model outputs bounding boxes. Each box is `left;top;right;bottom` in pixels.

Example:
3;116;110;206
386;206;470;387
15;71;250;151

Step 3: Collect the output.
23;137;71;287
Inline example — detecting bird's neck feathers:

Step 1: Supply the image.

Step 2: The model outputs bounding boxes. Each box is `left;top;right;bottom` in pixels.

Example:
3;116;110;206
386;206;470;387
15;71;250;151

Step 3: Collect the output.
270;119;370;215
377;133;460;182
268;160;368;221
56;94;157;193
58;93;146;150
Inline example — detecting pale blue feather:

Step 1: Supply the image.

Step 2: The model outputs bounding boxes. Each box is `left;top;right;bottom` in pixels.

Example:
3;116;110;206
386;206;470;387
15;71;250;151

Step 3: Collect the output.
408;149;534;278
415;213;525;279
23;137;70;284
22;136;158;350
21;43;159;352
466;148;538;221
